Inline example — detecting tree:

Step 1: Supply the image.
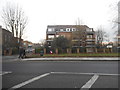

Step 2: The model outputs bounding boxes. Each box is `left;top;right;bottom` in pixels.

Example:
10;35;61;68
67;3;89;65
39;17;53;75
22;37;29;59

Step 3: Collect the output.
72;25;86;48
51;36;71;52
72;19;86;48
1;3;28;47
96;26;108;47
109;1;120;35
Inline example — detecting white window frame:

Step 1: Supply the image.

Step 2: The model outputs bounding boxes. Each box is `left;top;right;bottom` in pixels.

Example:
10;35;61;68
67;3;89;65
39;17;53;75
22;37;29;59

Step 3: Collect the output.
66;28;70;32
48;35;55;39
48;28;54;31
87;35;93;38
60;29;64;32
72;28;76;31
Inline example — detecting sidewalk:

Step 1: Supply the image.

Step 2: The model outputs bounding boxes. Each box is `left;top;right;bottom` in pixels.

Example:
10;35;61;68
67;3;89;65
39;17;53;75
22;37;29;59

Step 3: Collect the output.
2;55;119;61
23;57;119;61
2;55;18;60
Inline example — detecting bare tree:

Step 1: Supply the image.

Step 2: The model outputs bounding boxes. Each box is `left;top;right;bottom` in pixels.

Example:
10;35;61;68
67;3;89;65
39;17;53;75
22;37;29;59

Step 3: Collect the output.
72;19;86;52
1;3;28;46
75;18;84;25
39;39;46;46
109;1;120;35
96;26;108;47
1;4;16;36
72;26;86;47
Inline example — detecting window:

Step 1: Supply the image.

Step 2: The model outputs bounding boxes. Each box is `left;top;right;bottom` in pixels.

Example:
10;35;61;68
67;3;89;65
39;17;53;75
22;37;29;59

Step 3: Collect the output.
87;35;93;38
72;28;76;31
86;28;92;31
60;29;64;32
66;28;70;32
63;29;66;31
48;28;54;31
48;35;54;39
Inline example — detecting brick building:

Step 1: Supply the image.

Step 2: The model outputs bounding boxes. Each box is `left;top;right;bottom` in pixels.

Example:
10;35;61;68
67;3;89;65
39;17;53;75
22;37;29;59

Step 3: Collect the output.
0;26;20;55
0;26;15;55
46;25;96;53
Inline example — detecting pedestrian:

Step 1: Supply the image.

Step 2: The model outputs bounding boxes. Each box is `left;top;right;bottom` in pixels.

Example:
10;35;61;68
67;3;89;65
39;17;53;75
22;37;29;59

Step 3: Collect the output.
18;47;23;59
23;48;26;58
6;48;9;55
40;50;44;56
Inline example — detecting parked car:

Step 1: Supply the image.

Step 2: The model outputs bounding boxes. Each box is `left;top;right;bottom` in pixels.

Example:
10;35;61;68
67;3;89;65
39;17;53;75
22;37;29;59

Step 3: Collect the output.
26;48;35;53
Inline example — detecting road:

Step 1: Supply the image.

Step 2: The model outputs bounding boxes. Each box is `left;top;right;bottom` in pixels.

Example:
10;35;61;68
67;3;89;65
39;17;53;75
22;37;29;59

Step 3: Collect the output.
1;57;120;89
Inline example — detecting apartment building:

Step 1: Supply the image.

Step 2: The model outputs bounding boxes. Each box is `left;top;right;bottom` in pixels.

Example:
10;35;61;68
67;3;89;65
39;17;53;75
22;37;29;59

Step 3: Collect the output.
46;25;96;53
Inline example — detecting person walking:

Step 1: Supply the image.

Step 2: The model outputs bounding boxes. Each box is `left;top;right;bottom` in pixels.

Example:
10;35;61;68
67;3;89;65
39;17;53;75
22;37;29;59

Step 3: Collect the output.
23;48;26;58
18;47;24;59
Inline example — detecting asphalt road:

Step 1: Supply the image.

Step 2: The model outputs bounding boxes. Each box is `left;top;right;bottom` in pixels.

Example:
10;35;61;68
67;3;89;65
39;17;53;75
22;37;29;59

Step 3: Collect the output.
1;58;120;89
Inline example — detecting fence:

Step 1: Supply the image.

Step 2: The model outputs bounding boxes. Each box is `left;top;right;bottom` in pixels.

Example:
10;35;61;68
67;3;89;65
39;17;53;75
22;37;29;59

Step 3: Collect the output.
2;47;119;56
38;47;117;54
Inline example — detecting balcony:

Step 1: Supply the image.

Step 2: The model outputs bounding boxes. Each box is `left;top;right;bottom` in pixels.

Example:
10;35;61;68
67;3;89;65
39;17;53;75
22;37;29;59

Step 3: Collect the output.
46;31;56;34
46;40;53;41
86;31;95;35
46;38;54;41
85;45;96;48
86;38;95;42
86;42;95;44
72;39;82;42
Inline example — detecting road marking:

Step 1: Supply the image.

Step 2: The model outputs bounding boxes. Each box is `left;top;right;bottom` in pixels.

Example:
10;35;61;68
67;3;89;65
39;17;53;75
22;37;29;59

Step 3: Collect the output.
0;71;12;75
23;57;119;61
50;72;120;76
81;74;99;89
9;73;50;90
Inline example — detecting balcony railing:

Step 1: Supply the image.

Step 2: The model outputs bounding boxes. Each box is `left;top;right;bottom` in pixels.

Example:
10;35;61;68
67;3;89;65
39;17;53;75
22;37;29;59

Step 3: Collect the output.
72;39;82;41
46;31;56;34
86;31;95;35
85;45;96;47
86;38;95;41
46;39;53;41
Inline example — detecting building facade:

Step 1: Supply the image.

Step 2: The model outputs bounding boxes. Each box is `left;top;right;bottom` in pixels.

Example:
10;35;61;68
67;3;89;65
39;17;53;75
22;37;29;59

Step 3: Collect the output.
0;26;18;55
0;26;2;55
46;25;96;53
118;1;120;48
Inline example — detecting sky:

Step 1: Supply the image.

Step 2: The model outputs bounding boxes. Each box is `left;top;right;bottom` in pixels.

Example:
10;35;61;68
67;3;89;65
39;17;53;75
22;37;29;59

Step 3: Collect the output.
0;0;119;43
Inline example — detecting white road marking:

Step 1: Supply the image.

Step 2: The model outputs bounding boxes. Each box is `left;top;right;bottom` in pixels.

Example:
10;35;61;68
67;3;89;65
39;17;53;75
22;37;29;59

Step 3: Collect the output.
23;57;119;61
0;71;12;75
9;73;50;90
81;74;99;89
50;72;120;76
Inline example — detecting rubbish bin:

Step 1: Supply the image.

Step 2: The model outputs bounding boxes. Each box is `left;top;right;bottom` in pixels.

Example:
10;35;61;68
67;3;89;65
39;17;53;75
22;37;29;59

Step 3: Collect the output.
40;50;44;56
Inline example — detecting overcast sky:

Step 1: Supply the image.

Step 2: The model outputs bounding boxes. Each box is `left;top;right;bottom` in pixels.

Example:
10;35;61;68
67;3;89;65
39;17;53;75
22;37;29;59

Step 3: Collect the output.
0;0;119;43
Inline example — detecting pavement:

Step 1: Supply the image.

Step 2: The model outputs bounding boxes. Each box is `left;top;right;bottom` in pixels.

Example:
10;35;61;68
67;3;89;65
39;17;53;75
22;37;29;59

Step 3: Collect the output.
2;55;119;62
2;55;18;60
